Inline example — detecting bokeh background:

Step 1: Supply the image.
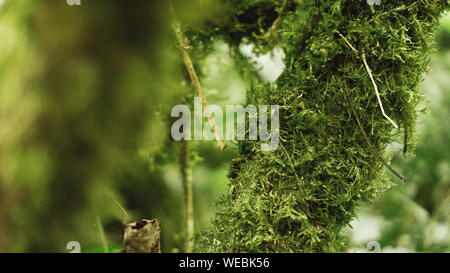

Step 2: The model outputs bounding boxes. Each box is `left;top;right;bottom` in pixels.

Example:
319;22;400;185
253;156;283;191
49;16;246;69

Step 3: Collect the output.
0;1;448;252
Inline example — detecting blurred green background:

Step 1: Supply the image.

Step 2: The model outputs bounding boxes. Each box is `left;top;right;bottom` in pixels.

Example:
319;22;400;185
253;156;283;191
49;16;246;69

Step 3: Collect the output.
0;1;448;252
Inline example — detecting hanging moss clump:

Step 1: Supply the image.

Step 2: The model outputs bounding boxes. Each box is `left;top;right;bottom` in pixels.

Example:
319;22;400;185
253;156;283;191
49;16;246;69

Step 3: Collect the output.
193;0;449;252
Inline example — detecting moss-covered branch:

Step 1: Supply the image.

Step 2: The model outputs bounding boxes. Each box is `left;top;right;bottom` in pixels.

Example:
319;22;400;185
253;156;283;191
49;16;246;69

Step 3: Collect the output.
193;0;448;252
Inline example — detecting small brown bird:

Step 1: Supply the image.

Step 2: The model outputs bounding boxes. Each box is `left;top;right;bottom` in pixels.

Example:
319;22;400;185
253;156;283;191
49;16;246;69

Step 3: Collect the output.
121;219;161;253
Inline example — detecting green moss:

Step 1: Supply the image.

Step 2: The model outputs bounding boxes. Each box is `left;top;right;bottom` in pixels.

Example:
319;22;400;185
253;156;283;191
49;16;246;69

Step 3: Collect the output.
194;0;449;252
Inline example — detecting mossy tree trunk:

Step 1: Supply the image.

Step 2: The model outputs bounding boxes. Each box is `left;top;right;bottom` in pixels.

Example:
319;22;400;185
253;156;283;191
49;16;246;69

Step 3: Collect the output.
189;0;449;252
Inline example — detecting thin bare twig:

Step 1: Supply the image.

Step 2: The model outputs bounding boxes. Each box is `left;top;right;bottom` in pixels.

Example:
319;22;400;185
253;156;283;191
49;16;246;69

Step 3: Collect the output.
361;54;398;128
264;0;289;42
172;21;227;150
109;193;129;224
343;79;406;183
338;32;358;55
338;33;398;129
179;139;194;252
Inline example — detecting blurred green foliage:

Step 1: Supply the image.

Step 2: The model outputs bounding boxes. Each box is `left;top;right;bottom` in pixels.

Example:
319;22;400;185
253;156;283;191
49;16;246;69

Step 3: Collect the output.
0;0;185;252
